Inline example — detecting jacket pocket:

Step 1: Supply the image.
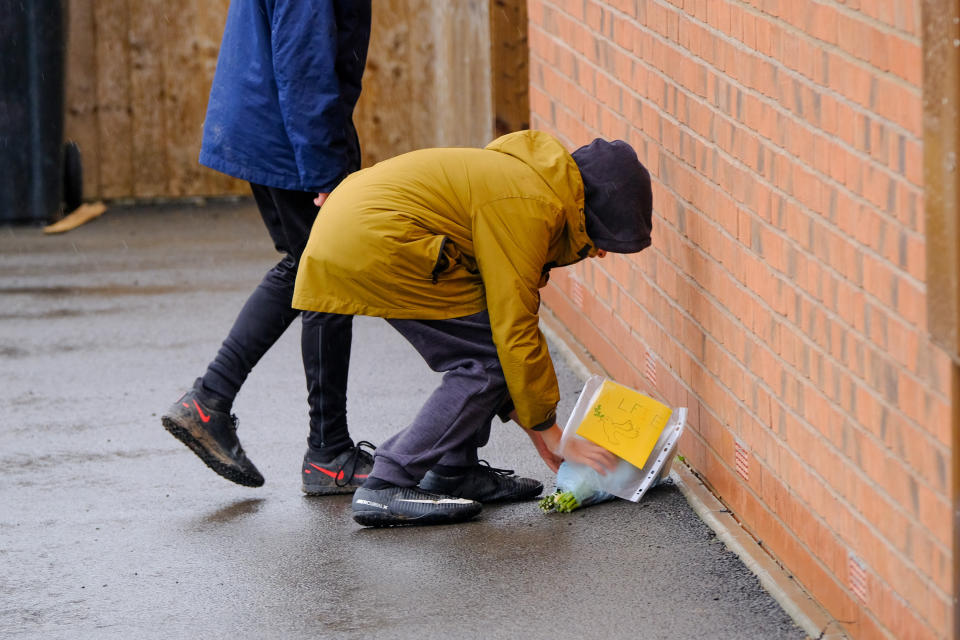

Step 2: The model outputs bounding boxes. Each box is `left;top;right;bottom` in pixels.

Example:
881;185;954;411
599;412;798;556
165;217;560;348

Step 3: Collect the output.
392;233;459;284
431;237;451;284
432;237;469;284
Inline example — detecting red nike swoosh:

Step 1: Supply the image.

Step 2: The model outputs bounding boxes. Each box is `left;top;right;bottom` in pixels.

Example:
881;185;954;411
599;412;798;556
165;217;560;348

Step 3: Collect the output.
307;463;369;481
192;400;211;423
309;463;343;480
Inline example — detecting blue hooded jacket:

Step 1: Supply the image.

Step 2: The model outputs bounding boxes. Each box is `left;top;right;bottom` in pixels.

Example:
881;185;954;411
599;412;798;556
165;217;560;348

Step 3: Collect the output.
199;0;371;193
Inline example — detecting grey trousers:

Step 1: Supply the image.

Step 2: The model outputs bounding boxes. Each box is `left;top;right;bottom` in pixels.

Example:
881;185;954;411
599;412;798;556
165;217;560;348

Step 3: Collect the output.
371;310;511;487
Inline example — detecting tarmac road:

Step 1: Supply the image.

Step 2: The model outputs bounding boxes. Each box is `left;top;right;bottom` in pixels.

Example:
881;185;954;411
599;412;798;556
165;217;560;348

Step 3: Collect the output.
0;200;807;639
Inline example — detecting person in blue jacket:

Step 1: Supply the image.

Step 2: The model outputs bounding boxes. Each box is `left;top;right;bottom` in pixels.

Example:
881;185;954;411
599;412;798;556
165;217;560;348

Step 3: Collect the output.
161;0;375;494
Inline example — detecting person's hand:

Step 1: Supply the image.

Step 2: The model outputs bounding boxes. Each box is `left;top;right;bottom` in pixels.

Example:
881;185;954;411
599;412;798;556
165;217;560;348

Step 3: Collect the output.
523;423;617;475
314;192;329;207
525;426;563;473
562;435;619;475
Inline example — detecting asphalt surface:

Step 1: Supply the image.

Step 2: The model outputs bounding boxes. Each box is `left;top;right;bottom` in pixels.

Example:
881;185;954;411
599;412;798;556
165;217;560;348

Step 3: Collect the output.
0;200;807;639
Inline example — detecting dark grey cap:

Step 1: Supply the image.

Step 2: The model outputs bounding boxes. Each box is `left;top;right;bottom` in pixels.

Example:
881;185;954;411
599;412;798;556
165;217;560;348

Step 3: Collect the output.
571;138;653;254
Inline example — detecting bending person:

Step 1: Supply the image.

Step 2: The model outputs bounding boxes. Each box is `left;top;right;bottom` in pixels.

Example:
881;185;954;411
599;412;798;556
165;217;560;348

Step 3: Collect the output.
293;130;653;526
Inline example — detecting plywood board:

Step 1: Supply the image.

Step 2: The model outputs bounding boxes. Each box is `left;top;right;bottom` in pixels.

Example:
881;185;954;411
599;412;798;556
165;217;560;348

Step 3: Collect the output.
128;0;169;198
64;0;101;199
93;0;133;198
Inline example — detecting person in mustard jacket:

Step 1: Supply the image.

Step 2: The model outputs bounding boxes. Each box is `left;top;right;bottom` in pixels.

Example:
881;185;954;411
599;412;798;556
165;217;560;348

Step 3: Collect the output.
293;130;653;526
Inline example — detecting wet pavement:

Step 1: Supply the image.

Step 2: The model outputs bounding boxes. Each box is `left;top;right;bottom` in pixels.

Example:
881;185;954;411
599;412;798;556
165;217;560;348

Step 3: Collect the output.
1;201;807;639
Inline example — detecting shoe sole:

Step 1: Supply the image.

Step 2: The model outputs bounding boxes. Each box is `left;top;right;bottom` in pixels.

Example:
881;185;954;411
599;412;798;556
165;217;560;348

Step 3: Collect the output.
162;415;264;488
302;484;358;496
352;508;480;527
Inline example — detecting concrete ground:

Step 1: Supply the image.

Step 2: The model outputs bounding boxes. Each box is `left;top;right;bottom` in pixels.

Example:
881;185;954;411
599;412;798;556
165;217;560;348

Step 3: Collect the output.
1;200;808;639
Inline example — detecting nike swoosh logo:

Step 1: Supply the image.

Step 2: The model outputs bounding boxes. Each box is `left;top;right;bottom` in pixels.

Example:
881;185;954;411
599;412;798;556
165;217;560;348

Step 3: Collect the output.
398;497;475;505
192;400;211;423
307;463;369;481
355;499;388;510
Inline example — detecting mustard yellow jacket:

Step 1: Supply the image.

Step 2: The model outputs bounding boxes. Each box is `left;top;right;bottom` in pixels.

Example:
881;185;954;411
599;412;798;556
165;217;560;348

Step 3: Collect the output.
292;130;595;429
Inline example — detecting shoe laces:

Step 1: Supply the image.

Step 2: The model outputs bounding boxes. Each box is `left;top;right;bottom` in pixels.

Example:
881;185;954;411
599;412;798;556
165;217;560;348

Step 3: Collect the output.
335;440;376;488
477;459;515;477
229;415;247;454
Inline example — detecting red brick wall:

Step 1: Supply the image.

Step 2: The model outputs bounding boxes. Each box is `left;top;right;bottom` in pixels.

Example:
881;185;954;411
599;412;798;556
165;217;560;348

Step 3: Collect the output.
529;1;952;637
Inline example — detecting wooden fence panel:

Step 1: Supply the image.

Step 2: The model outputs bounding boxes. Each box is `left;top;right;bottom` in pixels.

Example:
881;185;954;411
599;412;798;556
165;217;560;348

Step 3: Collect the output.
128;0;168;198
64;0;100;199
92;0;134;198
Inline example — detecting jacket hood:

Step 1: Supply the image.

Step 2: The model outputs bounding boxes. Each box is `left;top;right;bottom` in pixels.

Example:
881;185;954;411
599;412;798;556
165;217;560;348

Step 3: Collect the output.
571;138;652;253
485;130;593;265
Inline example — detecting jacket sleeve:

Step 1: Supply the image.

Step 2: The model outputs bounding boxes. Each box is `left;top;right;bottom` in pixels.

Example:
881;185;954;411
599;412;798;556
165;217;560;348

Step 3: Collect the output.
270;0;365;192
473;198;561;430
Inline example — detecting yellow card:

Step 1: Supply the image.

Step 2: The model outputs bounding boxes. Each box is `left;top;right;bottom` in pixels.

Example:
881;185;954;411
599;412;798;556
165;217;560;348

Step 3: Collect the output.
575;379;673;469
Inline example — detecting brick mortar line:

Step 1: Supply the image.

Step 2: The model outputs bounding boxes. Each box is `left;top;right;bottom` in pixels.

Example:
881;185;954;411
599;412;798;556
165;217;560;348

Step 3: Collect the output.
530;8;925;195
547;280;954;613
646;0;925;176
532;71;942;409
742;0;921;46
647;0;924;43
604;0;923;109
533;2;922;144
668;0;924;83
530;20;928;240
563;247;947;507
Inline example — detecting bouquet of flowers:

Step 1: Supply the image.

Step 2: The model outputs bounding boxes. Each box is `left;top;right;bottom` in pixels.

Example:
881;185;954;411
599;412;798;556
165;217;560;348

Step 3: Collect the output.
538;460;617;513
539;376;688;513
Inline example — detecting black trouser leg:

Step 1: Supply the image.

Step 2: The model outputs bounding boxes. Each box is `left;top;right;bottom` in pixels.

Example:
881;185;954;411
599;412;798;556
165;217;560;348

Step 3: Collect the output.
200;184;353;456
201;256;301;403
302;311;353;455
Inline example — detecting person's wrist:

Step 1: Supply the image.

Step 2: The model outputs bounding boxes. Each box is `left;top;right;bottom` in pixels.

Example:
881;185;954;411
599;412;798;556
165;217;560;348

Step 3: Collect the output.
540;425;562;453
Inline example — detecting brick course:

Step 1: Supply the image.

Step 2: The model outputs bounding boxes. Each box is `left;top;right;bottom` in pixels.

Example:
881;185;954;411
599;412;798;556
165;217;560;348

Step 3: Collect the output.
530;1;951;637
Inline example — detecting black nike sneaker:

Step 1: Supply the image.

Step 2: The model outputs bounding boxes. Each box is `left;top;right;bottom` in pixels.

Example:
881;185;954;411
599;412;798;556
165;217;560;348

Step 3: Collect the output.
302;441;375;496
419;460;542;502
161;380;264;487
352;485;482;527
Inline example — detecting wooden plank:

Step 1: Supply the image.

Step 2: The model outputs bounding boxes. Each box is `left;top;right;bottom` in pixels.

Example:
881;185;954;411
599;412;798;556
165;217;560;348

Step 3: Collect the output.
194;0;245;195
490;0;529;137
407;0;439;150
431;1;492;147
64;0;101;199
355;0;425;166
127;0;169;198
162;0;226;196
93;0;133;199
922;0;960;358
